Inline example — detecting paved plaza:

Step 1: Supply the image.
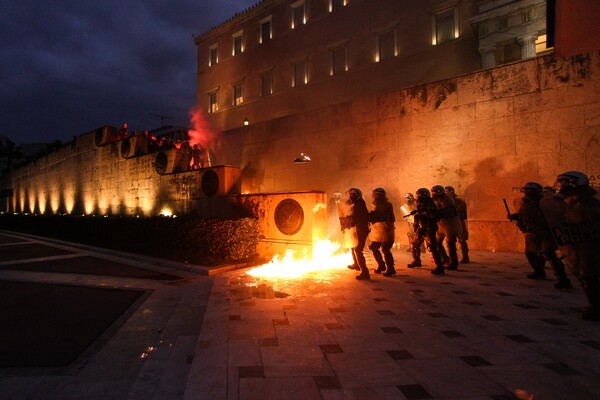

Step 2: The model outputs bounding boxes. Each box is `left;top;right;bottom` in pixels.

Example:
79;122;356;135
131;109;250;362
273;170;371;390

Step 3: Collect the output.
0;230;599;400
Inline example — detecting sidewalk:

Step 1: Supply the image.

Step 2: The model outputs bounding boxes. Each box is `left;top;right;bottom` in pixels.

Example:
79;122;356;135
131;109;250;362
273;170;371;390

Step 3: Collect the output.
1;231;599;399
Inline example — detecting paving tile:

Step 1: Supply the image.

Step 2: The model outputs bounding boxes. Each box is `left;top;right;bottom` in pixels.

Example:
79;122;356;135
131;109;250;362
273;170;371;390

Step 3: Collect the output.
387;350;414;360
540;318;569;326
397;384;433;399
514;303;538;309
380;326;403;334
542;362;582;376
581;340;600;351
426;312;448;318
319;344;343;354
441;330;465;338
460;355;493;367
238;365;265;378
259;338;279;347
505;334;535;343
313;375;342;390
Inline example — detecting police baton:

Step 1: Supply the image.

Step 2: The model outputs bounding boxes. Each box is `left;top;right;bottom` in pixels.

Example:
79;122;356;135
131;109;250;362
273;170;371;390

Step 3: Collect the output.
502;198;511;217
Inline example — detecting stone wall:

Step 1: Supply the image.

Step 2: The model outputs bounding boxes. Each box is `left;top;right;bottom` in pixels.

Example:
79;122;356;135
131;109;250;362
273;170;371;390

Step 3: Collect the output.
218;51;600;252
3;133;241;218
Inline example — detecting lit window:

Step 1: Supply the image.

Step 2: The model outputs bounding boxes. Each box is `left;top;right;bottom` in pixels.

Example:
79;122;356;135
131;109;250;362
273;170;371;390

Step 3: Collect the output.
209;44;218;66
433;8;458;45
233;83;244;106
330;0;347;12
377;30;396;62
331;46;347;75
535;34;552;54
292;2;306;29
293;59;307;87
260;17;272;44
232;31;244;56
208;91;218;113
261;73;273;97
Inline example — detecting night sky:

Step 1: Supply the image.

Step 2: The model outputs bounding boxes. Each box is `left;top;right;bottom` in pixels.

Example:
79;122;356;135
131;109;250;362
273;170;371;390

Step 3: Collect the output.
0;0;257;145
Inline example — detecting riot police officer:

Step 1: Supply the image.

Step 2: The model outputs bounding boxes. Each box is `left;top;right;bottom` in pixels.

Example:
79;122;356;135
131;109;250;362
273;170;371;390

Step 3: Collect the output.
445;186;470;263
431;185;462;270
408;188;445;275
344;188;370;280
368;188;396;276
508;182;571;289
541;171;600;320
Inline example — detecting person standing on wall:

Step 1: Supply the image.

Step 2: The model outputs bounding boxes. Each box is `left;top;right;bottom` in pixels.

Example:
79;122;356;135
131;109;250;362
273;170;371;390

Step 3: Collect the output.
368;188;396;277
445;186;470;264
540;171;600;320
431;185;462;270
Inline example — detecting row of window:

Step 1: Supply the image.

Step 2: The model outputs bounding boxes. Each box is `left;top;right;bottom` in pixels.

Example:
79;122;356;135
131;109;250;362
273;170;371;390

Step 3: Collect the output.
206;1;459;113
210;0;352;66
209;3;458;67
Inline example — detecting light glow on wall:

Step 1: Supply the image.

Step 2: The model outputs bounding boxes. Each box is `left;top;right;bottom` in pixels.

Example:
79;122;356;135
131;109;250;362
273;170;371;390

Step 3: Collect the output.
37;191;47;214
50;188;60;213
64;189;75;213
159;207;173;217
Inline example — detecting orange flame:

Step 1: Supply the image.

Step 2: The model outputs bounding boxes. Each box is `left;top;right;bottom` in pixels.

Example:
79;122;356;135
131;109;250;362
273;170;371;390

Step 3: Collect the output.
247;239;353;278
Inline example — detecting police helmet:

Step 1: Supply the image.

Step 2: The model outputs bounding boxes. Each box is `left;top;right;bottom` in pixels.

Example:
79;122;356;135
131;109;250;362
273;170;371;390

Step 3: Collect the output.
416;188;430;199
557;171;589;187
346;188;362;199
444;185;455;194
373;187;386;195
520;182;543;193
431;185;445;196
404;193;415;201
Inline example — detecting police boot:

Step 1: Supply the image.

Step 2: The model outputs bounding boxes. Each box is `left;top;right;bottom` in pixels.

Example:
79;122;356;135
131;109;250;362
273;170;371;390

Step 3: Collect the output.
525;252;546;279
460;245;470;263
547;255;572;289
431;265;445;275
581;278;600;321
408;246;421;268
374;264;386;274
383;265;396;277
355;258;370;280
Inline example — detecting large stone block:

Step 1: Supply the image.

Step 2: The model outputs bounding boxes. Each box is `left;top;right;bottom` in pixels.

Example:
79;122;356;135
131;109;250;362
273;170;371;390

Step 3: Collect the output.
492;61;539;99
457;69;493;105
513;88;559;114
539;52;597;90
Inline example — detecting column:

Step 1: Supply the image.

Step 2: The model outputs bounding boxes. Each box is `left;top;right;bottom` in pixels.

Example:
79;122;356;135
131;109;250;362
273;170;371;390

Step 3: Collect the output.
479;44;497;69
518;34;537;60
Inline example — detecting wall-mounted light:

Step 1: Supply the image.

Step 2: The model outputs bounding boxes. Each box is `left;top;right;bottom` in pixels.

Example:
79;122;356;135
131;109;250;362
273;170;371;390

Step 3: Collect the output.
243;118;249;126
294;153;311;163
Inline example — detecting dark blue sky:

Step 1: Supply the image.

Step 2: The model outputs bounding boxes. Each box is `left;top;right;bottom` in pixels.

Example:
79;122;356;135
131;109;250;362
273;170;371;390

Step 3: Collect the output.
0;0;257;144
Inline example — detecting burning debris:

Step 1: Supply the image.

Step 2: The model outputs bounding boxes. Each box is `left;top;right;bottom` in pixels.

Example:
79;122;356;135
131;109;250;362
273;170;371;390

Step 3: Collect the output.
246;239;352;279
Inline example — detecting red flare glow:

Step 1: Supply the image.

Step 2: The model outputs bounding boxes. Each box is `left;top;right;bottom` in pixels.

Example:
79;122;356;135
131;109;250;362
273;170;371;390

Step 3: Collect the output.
187;108;217;148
